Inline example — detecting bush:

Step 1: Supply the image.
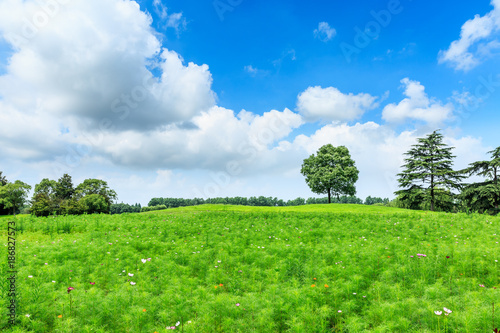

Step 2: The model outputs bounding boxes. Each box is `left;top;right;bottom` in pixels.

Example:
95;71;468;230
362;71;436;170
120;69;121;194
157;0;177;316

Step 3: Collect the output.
141;205;167;212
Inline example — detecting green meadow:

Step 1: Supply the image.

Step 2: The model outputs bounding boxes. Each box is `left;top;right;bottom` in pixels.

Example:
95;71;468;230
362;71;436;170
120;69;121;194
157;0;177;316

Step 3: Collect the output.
1;204;499;332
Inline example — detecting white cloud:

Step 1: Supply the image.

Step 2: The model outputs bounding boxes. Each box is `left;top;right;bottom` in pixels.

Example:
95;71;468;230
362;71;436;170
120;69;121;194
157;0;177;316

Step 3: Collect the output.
93;106;303;171
244;65;268;77
438;0;500;71
314;22;336;42
296;86;379;122
0;0;216;162
153;0;186;34
382;78;453;125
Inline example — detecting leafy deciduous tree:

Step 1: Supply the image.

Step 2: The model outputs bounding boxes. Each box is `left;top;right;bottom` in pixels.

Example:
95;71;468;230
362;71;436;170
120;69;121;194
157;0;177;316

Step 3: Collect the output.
301;144;359;203
0;181;32;216
75;179;117;213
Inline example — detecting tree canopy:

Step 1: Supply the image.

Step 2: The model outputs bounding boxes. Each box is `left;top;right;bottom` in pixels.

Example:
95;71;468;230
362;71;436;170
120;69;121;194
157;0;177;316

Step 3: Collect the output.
301;144;359;203
396;130;463;211
459;146;500;213
0;180;32;216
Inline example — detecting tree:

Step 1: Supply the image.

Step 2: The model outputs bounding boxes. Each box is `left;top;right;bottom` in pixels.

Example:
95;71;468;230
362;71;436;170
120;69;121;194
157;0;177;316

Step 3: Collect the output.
396;130;463;211
55;174;75;200
0;181;32;216
460;146;500;213
0;171;7;186
34;178;58;197
31;193;53;217
301;144;359;203
75;179;117;212
0;172;8;215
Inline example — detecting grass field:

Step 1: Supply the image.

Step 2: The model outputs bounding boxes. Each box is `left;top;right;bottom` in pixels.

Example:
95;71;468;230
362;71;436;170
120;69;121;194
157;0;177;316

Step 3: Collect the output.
1;204;499;332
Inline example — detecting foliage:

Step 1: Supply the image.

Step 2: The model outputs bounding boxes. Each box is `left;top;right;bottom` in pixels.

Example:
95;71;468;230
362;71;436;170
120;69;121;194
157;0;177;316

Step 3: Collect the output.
59;198;83;215
0;180;32;216
396;130;463;211
30;176;117;216
110;202;142;214
34;178;58;198
0;171;8;215
0;171;7;186
75;178;117;208
1;204;499;332
141;204;167;212
30;193;55;217
301;144;359;203
459;146;500;214
147;195;366;208
55;174;75;200
364;196;389;205
78;194;109;214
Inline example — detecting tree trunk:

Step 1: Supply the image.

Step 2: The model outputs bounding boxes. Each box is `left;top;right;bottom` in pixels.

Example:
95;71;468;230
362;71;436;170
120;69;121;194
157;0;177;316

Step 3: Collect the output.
495;168;498;209
328;189;331;204
430;174;435;211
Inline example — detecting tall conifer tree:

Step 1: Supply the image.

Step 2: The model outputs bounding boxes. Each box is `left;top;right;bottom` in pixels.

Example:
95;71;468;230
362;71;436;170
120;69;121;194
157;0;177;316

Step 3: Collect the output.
396;130;463;211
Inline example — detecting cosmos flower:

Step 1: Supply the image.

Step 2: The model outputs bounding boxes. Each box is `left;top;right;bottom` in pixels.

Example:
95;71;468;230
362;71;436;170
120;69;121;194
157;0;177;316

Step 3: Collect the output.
434;311;442;315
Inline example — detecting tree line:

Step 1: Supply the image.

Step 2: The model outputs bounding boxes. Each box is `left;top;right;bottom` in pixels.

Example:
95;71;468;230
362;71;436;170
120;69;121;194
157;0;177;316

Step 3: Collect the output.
143;195;388;210
0;173;121;216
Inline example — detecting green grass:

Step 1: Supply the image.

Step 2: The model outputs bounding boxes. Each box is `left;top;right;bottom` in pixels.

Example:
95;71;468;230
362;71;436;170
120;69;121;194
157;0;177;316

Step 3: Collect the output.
1;204;499;332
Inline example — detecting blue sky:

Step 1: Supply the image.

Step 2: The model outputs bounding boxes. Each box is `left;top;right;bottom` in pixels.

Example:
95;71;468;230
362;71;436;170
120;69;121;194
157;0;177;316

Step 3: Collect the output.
0;0;499;205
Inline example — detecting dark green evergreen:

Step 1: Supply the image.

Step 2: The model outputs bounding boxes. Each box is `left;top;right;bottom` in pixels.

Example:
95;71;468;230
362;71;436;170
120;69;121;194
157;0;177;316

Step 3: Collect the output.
396;130;463;211
460;146;500;214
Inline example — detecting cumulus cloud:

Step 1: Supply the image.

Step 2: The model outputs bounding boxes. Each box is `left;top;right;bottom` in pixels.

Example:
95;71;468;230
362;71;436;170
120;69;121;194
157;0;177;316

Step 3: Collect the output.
296;86;379;122
438;0;500;71
0;0;216;163
314;22;336;42
93;106;303;171
382;78;453;125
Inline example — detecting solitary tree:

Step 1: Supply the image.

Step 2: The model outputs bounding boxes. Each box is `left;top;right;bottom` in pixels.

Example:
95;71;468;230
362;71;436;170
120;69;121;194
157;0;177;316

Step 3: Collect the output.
0;181;32;216
301;144;359;203
396;130;463;211
460;146;500;212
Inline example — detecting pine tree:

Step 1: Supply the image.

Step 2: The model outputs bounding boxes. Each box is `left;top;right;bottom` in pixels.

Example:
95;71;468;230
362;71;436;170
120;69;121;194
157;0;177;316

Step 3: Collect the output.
396;130;463;211
460;146;500;213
